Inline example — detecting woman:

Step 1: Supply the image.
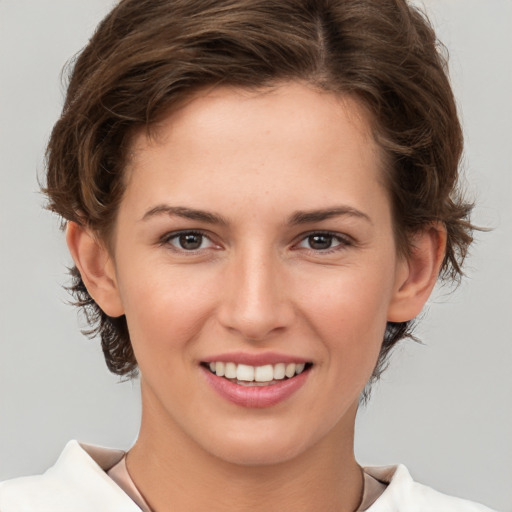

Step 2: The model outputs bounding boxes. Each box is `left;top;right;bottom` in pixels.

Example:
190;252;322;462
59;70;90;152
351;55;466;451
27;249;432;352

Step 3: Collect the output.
0;0;501;510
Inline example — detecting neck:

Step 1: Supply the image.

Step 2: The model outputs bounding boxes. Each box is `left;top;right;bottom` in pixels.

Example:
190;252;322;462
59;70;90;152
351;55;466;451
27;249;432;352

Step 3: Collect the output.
127;387;363;512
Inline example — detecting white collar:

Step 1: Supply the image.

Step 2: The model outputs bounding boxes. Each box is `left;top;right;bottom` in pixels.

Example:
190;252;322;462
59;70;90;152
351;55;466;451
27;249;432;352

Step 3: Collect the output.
2;441;489;512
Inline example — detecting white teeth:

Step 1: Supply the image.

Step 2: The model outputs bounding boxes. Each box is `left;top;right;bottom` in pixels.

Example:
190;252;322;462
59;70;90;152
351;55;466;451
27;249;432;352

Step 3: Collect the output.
254;364;274;382
273;363;286;380
216;361;225;377
207;361;309;382
285;363;296;378
224;362;237;379
236;364;255;381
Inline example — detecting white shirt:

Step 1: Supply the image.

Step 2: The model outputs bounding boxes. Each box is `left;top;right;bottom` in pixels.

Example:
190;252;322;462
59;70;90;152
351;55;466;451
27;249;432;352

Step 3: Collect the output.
0;441;498;511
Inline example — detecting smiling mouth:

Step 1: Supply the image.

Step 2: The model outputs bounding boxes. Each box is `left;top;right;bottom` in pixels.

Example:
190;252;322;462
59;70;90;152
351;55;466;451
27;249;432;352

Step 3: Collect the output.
201;361;313;386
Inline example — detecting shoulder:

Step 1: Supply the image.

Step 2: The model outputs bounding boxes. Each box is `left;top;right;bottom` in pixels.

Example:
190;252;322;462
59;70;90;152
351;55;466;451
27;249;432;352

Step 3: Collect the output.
364;464;498;512
0;441;140;512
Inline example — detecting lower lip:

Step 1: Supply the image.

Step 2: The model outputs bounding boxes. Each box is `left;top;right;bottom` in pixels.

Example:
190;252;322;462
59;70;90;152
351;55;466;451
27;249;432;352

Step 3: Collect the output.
201;366;310;408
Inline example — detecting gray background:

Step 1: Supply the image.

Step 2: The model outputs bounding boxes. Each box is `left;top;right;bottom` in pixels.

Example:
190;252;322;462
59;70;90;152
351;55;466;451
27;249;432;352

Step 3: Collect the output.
0;1;510;510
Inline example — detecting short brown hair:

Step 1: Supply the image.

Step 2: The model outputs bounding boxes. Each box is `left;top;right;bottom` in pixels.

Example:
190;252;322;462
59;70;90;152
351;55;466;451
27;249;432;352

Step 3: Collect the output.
45;0;474;382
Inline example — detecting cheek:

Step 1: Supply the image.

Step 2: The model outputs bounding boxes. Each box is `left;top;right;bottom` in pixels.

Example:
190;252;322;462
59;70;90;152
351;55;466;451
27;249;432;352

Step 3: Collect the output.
300;266;394;328
115;259;220;358
295;263;395;364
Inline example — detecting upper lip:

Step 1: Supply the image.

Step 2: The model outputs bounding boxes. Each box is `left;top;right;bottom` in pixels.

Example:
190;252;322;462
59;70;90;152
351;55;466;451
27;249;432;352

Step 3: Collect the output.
201;352;311;366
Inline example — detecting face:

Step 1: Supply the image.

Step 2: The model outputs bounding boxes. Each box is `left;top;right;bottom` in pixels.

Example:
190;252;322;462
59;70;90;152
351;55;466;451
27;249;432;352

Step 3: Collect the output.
106;83;410;465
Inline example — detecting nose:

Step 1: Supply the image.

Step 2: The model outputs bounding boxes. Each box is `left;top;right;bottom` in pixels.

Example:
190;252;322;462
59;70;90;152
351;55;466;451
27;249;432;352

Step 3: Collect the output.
217;247;294;341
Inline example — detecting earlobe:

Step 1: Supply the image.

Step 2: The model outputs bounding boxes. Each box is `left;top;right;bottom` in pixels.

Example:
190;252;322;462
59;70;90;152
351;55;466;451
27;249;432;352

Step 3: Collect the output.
387;224;447;323
66;221;124;317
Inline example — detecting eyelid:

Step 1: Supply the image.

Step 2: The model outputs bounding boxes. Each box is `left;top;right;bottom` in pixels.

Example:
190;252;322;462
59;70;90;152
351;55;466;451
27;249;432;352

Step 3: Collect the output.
159;229;221;252
293;230;354;252
157;229;354;253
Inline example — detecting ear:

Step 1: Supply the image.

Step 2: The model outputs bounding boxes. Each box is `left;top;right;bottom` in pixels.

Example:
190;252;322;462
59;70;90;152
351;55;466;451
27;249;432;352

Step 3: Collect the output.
387;224;447;322
66;221;124;317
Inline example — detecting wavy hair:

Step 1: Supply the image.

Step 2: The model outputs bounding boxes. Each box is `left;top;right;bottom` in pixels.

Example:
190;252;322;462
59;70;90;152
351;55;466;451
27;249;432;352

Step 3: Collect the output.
45;0;474;383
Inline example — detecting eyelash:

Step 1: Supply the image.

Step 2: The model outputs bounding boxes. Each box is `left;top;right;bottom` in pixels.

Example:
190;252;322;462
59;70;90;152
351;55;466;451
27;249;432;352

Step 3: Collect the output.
160;229;353;255
159;230;218;253
294;231;353;254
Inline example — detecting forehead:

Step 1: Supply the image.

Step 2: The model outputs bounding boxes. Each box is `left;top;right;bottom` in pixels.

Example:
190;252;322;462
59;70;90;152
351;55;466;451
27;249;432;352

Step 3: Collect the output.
122;82;388;219
129;82;381;170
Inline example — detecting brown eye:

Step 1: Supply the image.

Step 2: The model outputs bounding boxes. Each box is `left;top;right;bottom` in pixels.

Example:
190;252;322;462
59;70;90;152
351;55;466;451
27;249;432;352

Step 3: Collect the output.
296;232;349;252
178;233;203;250
165;231;215;251
307;234;334;250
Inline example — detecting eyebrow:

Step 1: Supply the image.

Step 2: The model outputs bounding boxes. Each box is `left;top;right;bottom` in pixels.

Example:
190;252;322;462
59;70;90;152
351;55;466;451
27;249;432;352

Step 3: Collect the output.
141;205;229;225
142;204;371;226
288;207;372;225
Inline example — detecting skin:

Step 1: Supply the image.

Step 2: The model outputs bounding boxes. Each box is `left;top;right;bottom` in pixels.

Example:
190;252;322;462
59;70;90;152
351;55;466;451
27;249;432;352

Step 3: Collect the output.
67;82;445;511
